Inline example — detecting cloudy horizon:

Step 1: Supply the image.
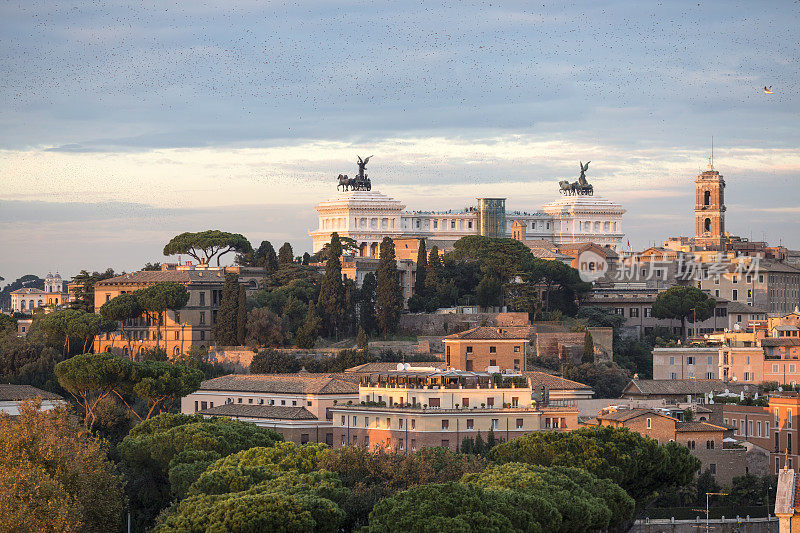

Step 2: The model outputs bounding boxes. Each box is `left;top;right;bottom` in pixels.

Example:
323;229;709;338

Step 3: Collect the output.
1;1;799;283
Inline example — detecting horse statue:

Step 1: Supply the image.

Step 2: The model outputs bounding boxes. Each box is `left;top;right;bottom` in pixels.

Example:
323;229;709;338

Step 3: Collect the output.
337;174;350;191
558;180;573;195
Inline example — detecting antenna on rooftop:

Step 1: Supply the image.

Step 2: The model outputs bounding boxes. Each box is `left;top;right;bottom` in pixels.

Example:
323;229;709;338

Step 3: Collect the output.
711;136;714;170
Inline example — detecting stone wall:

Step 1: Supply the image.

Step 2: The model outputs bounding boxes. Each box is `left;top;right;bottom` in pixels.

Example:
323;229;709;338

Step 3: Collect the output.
587;327;613;361
399;312;528;336
631;517;776;533
534;331;586;359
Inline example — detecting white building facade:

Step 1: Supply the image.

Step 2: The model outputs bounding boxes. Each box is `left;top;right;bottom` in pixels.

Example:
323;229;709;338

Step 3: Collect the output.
10;273;67;313
310;188;625;258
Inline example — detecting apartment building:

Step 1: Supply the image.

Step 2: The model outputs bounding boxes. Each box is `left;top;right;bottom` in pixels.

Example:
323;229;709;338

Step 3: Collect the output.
697;258;800;316
587;407;744;485
443;326;529;372
94;263;268;357
653;347;720;380
327;366;579;452
181;373;359;444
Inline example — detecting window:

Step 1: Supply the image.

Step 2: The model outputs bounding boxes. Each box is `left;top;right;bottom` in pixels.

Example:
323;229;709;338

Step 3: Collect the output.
341;415;346;426
200;330;205;341
365;417;370;428
489;346;496;354
748;420;753;435
399;419;404;429
466;360;473;371
199;312;206;325
462;397;469;407
758;421;762;437
411;419;416;429
687;356;695;365
511;396;519;407
646;418;652;429
489;359;496;367
688;440;695;450
451;220;456;229
487;397;494;407
669;372;677;379
466;419;474;429
199;292;205;306
516;418;523;429
766;422;770;437
789;434;793;455
615;307;624;315
706;372;715;379
707;356;713;365
514;346;520;353
789;409;793;428
281;400;286;405
514;359;520;370
300;434;309;444
466;346;473;353
732;289;738;301
709;463;716;475
630;307;639;318
175;311;180;323
441;420;449;430
491;419;499;430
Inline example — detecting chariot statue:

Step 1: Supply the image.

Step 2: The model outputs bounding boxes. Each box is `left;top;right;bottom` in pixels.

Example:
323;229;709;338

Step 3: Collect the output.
559;161;594;196
337;155;373;191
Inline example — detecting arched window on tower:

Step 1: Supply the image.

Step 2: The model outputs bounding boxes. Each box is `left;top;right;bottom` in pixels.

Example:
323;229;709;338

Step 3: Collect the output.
704;190;711;206
704;218;711;233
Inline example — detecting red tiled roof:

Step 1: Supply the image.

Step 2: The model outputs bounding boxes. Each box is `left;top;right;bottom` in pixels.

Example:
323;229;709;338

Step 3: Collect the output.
444;326;530;341
0;384;62;401
198;373;358;395
198;404;317;420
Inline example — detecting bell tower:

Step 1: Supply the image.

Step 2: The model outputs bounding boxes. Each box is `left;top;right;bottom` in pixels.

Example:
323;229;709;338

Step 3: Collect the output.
694;157;726;250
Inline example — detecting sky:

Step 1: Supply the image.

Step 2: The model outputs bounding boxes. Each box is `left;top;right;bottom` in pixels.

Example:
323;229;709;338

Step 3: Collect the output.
1;0;799;283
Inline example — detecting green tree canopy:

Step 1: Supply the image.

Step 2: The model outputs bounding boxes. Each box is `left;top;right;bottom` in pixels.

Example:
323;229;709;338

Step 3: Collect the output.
359;272;378;335
652;285;715;340
0;400;125;533
375;237;402;336
245;308;287;348
69;268;116;312
135;281;190;349
462;463;634;531
118;413;283;529
278;242;294;265
490;426;700;503
414;239;427;297
163;230;253;266
212;274;241;346
55;352;133;429
318;233;345;337
156;442;345;533
99;293;143;358
365;481;558;533
250;348;300;373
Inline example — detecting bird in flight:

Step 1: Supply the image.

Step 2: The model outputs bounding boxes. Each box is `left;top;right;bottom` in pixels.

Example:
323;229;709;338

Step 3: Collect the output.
764;86;773;94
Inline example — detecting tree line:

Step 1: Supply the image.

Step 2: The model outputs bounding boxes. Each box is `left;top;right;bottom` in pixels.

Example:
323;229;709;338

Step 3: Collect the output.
4;403;711;532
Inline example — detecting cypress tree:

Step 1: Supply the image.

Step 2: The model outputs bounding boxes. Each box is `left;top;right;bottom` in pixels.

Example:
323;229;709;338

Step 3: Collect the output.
296;303;321;349
317;233;345;337
359;272;377;335
425;246;441;295
376;237;403;337
278;242;294;265
302;252;310;265
236;285;247;345
213;273;239;345
414;239;427;297
356;326;368;350
256;241;278;273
